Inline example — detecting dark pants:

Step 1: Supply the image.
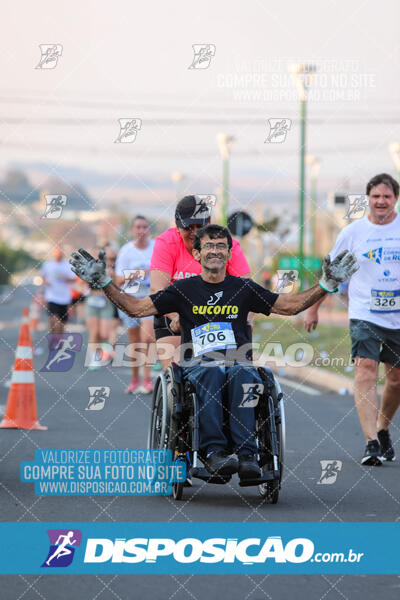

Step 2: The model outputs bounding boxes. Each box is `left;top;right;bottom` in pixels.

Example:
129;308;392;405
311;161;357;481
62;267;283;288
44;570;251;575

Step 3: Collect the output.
182;363;262;455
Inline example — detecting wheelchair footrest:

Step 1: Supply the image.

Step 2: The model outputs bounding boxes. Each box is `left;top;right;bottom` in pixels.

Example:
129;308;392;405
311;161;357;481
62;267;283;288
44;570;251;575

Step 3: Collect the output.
259;467;280;481
192;466;232;484
238;476;273;487
238;468;279;487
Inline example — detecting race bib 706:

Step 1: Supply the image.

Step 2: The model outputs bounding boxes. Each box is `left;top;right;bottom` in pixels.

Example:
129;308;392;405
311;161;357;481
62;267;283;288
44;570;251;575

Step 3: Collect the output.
191;322;237;356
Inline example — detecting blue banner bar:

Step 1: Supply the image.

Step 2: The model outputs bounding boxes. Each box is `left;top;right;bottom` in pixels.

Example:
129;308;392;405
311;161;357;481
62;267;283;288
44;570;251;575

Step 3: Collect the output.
0;522;399;574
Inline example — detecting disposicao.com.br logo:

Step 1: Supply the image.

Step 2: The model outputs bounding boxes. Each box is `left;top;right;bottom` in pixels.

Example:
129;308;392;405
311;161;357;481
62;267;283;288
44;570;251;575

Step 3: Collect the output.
82;536;363;565
35;526;366;573
42;529;82;567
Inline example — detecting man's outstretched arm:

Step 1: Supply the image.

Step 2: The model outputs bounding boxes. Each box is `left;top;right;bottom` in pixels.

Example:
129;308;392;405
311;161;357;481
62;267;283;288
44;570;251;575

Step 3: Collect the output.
69;248;158;318
271;250;358;317
102;280;158;318
271;283;326;316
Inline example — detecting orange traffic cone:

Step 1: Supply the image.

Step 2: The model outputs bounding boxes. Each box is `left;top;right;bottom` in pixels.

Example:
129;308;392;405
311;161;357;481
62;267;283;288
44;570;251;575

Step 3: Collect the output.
0;308;47;430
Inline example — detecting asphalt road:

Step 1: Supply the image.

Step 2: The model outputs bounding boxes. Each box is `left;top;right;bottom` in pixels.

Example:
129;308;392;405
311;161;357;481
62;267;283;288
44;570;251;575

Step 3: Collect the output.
1;286;400;599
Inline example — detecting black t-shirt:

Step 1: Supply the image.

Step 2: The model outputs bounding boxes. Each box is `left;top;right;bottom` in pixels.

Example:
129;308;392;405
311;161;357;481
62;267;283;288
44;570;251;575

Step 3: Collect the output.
150;275;278;363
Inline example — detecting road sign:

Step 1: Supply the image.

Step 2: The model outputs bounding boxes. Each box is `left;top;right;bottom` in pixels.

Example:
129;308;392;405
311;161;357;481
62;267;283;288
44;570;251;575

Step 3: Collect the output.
278;255;322;270
227;211;253;237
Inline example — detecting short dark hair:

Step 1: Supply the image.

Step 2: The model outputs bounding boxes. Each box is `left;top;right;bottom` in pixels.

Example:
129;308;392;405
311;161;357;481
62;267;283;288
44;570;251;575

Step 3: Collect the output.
131;215;148;226
193;224;232;251
366;173;399;197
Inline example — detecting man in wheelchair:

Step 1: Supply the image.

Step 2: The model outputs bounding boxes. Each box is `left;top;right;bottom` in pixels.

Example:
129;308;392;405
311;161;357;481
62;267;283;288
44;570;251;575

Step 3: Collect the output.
70;225;358;481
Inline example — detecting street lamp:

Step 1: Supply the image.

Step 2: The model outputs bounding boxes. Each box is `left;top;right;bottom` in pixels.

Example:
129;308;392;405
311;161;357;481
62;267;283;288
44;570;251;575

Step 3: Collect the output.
216;133;235;226
389;143;400;211
289;63;317;289
306;155;321;257
171;172;187;201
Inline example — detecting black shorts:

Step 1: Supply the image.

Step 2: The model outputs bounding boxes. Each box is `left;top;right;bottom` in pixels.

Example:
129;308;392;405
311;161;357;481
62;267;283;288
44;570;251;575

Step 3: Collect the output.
349;319;400;367
153;315;175;340
70;296;84;306
47;301;69;322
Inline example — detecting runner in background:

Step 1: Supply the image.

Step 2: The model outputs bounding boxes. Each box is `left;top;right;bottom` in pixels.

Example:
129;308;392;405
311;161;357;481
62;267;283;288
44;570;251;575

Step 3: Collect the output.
304;173;400;465
68;275;86;323
84;247;116;370
115;216;155;394
40;246;75;334
150;195;251;369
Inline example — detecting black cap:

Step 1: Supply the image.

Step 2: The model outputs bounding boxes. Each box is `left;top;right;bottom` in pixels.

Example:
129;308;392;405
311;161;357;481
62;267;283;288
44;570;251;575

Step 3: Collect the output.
175;195;211;228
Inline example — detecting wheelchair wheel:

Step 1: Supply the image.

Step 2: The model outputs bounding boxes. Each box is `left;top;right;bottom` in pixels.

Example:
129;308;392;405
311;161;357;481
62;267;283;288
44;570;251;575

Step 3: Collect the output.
147;368;189;501
259;396;285;504
172;481;184;500
147;373;167;449
147;369;179;452
172;456;186;500
262;478;279;504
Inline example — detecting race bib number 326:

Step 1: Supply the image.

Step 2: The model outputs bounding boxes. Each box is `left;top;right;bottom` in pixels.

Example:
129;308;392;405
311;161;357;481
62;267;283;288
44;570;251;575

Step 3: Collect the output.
370;289;400;313
191;322;237;356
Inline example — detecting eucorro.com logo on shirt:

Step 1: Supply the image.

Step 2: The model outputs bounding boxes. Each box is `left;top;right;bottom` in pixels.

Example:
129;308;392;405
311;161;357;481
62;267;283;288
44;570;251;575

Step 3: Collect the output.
192;305;239;315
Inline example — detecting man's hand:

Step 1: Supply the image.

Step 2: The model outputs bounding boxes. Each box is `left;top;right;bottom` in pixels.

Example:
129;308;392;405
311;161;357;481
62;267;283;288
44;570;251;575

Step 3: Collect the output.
319;250;359;293
304;308;319;332
169;315;181;334
69;249;113;289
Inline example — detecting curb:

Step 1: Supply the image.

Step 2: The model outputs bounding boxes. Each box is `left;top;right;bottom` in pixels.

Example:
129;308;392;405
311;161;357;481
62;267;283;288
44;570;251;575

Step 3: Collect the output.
270;364;384;395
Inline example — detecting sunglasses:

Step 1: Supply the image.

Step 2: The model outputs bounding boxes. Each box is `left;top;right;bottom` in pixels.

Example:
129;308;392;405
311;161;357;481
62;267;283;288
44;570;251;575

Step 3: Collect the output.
181;224;204;232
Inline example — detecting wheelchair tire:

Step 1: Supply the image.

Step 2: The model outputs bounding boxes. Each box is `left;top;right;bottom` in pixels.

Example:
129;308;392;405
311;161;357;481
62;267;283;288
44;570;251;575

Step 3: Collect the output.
172;481;184;500
147;373;167;449
147;369;179;452
260;476;280;504
259;397;285;504
165;367;179;452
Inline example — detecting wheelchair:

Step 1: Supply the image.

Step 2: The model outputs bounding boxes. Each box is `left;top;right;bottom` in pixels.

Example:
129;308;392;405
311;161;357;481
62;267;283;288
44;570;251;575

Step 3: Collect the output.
147;362;285;503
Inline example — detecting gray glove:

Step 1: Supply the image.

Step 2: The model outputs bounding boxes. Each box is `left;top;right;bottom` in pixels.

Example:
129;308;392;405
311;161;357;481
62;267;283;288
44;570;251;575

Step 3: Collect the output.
69;249;113;289
319;250;359;293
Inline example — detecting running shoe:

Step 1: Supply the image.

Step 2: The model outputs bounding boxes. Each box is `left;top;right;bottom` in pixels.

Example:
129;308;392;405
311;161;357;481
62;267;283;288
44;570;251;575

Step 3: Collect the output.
204;451;238;476
125;379;140;394
238;453;261;479
141;378;154;394
99;348;114;361
361;440;383;466
377;429;395;461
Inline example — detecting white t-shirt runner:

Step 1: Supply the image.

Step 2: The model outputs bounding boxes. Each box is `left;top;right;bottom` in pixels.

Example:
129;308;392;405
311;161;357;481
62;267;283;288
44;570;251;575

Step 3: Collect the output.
40;259;74;305
115;239;155;298
330;214;400;329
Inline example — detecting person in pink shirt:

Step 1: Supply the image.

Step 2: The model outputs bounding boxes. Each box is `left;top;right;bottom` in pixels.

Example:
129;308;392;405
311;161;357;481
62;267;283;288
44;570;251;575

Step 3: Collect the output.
150;195;251;368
